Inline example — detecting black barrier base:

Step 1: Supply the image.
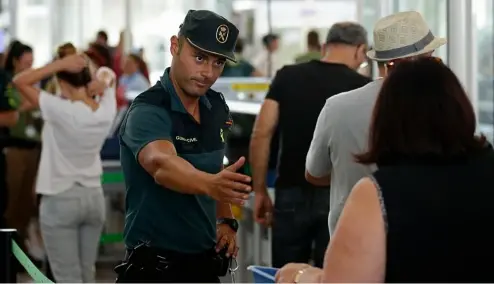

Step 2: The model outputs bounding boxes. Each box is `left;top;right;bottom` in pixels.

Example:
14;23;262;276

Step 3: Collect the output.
0;228;17;283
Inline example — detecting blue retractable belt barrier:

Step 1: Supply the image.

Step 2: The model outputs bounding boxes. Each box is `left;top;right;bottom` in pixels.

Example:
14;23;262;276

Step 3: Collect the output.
247;265;278;283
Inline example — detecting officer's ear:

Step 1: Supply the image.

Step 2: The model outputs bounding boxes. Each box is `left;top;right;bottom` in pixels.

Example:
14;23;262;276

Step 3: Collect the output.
170;36;180;56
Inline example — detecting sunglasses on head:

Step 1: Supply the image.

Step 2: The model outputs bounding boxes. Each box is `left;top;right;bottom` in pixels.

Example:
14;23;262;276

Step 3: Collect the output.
385;54;442;68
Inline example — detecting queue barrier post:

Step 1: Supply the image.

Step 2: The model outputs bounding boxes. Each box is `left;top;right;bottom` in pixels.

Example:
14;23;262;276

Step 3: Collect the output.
0;228;17;283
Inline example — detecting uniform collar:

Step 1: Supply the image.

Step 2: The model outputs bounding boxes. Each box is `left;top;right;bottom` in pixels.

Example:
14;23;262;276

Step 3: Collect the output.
160;68;212;113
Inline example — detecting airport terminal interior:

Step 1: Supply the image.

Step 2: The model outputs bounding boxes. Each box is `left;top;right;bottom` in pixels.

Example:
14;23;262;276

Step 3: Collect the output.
0;0;493;282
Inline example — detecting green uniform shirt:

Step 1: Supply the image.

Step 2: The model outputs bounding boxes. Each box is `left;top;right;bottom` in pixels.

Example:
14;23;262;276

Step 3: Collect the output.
295;51;322;64
6;80;42;142
119;68;232;253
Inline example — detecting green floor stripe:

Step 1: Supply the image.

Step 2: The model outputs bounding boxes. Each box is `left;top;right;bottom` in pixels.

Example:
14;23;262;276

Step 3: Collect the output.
101;171;124;184
100;232;124;244
12;240;53;283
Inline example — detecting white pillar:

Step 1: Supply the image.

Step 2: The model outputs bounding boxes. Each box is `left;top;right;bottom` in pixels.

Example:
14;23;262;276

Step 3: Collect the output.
379;0;394;17
216;0;234;19
76;0;84;47
465;0;478;118
123;0;132;53
8;0;18;39
448;0;477;112
447;0;469;94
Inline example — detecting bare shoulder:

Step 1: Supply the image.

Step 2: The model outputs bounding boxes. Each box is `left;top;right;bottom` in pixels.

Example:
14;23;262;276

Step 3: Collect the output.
351;177;379;202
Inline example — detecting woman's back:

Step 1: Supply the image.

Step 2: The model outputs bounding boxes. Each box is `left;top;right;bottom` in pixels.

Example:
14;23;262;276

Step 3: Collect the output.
36;76;116;195
373;147;494;282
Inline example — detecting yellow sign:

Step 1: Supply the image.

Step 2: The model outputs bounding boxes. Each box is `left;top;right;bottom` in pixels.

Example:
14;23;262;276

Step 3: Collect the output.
232;204;243;220
231;83;270;92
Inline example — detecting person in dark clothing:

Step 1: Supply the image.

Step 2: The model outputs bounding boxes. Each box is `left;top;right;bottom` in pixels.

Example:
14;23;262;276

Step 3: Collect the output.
0;68;17;228
221;39;263;77
250;21;370;269
3;41;41;249
276;56;494;283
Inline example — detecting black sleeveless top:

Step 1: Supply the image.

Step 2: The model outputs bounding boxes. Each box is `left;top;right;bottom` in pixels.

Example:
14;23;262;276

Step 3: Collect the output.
372;146;494;283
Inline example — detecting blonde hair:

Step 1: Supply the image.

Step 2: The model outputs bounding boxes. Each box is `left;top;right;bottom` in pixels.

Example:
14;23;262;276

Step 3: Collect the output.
57;42;77;58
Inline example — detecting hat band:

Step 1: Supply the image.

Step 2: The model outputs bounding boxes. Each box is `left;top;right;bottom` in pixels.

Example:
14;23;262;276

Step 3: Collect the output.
375;30;435;59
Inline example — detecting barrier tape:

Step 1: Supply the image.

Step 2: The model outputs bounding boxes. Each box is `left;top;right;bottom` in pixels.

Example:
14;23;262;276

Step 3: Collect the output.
4;171;125;282
11;240;54;283
10;233;123;283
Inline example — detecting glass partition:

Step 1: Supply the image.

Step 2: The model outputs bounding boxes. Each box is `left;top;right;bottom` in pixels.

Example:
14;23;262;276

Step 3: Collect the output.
474;0;494;142
233;0;358;78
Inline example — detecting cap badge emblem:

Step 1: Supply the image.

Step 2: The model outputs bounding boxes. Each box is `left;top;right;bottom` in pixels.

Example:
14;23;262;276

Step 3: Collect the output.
216;24;229;44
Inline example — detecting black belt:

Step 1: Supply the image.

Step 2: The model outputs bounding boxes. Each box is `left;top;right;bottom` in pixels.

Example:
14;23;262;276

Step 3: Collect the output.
116;243;231;277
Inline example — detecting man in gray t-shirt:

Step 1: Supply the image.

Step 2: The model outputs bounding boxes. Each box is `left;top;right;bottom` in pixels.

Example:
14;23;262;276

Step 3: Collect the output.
305;80;381;233
305;11;447;234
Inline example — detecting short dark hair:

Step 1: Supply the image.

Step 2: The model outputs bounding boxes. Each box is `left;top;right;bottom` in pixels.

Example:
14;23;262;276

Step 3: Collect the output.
325;22;368;47
234;38;244;53
355;57;485;165
97;30;108;42
262;34;278;47
307;30;320;49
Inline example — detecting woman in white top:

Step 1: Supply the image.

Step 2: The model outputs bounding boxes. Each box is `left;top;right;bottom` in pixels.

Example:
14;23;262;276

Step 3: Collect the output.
13;43;117;283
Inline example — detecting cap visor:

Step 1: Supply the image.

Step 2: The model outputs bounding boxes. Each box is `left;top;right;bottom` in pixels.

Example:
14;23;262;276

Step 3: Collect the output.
186;38;237;63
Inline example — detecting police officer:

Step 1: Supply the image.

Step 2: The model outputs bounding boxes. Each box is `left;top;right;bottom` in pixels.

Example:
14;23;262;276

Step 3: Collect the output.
115;10;251;283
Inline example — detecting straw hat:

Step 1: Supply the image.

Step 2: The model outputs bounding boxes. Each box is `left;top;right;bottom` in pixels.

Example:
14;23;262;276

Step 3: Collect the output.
367;11;447;62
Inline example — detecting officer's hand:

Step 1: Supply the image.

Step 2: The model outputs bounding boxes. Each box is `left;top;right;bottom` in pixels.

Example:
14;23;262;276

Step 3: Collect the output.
254;191;273;227
205;157;252;206
216;224;238;258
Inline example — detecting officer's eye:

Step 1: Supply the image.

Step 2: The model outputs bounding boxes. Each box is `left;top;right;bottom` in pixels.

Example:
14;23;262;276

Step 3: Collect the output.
195;56;204;62
215;61;226;67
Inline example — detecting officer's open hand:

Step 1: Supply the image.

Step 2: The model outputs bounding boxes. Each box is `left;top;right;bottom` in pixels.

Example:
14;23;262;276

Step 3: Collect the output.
216;223;238;258
204;157;252;206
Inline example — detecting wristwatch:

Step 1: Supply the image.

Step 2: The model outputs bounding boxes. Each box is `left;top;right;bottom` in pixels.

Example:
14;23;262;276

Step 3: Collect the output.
216;218;239;232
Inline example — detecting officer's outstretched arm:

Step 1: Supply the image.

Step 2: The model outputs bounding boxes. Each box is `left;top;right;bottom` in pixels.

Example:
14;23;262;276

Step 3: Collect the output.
122;103;251;204
138;139;211;195
121;103;210;195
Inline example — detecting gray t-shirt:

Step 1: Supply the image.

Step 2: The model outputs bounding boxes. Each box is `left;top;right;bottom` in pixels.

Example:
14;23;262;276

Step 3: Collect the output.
306;79;383;234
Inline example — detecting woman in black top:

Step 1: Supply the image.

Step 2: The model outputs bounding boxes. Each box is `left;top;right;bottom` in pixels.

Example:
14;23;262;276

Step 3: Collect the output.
276;57;494;283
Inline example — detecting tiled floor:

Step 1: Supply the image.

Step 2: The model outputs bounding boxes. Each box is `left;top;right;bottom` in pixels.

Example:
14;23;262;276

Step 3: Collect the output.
17;269;238;283
17;266;117;283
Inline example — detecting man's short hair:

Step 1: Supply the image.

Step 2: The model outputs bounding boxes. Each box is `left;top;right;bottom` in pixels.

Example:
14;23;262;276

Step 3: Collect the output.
325;22;368;47
262;33;279;47
235;38;244;53
97;30;108;42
